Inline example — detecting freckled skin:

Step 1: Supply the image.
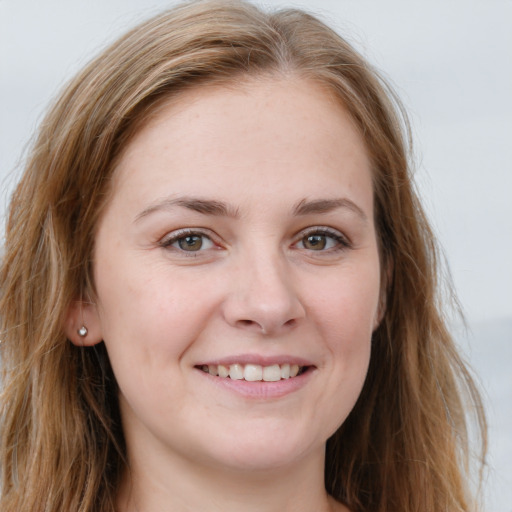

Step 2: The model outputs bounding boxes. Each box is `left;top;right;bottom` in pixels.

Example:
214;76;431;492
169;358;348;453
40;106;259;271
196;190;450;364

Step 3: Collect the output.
85;78;380;511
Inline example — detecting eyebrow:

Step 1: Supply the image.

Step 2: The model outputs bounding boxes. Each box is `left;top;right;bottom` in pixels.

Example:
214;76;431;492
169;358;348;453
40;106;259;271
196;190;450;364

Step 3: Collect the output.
135;195;367;223
135;196;240;222
292;198;368;222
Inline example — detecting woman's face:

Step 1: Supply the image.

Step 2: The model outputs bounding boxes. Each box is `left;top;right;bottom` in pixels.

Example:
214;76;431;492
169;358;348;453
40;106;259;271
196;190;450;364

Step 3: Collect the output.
86;77;381;472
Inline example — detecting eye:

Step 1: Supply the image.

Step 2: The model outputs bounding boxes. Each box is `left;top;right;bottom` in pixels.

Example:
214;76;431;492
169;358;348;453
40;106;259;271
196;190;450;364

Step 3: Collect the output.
295;228;349;252
160;230;215;252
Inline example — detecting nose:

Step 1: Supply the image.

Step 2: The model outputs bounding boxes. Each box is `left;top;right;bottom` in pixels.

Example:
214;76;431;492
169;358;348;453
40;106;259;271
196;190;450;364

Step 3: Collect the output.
222;250;306;336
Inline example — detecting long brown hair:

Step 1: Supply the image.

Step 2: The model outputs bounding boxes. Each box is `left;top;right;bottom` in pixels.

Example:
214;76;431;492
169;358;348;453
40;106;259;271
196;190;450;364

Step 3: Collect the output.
0;1;486;510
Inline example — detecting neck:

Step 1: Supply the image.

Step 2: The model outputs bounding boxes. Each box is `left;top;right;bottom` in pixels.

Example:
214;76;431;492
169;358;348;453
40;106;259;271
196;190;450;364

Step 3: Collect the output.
117;445;342;512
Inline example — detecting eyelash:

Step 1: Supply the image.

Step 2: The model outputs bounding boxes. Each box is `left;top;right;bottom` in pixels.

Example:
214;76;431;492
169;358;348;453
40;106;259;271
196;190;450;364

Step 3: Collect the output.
158;226;351;255
159;228;218;254
294;227;351;253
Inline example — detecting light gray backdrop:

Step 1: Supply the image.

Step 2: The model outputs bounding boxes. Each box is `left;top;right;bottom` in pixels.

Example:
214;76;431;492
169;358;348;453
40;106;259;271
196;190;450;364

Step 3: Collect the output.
1;1;511;509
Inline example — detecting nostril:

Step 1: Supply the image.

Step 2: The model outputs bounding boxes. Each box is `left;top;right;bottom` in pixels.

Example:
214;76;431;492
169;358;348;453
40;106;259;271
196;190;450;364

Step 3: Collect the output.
234;317;298;334
236;319;261;331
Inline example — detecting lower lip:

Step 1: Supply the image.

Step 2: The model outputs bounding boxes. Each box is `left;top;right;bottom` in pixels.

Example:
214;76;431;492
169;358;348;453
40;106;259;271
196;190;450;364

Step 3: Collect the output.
195;367;315;399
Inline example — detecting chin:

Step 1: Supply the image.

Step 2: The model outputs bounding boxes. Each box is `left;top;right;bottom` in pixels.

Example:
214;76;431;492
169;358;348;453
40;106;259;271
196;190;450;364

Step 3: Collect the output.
195;422;326;473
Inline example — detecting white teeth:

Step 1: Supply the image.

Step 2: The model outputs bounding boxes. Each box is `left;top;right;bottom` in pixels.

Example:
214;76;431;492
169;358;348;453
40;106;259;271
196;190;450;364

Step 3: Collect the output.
218;364;229;378
201;362;306;381
229;364;244;380
244;364;263;381
263;364;281;382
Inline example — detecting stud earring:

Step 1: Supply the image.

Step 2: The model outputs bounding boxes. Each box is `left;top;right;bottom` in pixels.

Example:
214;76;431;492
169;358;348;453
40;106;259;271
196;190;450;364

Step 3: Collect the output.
77;326;88;337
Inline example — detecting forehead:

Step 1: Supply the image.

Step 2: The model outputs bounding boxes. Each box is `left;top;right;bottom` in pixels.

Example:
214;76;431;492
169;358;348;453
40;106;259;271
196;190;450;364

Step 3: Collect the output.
109;76;373;215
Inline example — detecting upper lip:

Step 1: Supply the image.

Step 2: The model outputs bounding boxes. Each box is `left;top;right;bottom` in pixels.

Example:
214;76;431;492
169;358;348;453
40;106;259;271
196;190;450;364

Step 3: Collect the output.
195;354;315;367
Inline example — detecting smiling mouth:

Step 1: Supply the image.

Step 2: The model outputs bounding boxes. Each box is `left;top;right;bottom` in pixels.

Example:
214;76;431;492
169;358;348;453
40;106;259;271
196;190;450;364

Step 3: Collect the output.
196;363;309;382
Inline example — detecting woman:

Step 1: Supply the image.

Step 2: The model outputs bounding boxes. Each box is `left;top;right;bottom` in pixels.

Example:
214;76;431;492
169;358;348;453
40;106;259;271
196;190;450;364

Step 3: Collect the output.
0;1;486;510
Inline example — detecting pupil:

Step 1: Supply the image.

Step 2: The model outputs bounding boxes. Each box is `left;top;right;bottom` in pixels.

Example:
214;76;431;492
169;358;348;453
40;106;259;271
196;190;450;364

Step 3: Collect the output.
305;235;326;250
179;235;202;251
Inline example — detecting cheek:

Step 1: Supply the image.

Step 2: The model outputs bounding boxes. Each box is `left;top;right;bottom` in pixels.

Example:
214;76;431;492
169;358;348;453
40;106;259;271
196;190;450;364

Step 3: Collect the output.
309;260;379;391
94;258;222;365
314;263;381;340
93;272;204;416
323;296;375;424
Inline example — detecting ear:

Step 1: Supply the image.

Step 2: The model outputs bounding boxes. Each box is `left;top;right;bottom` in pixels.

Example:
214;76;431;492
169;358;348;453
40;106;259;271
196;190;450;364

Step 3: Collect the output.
373;292;387;331
373;256;393;331
64;299;103;346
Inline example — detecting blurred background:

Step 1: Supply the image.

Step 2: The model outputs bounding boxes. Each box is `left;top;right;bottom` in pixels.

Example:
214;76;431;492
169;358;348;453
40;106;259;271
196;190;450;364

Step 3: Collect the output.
1;0;511;509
